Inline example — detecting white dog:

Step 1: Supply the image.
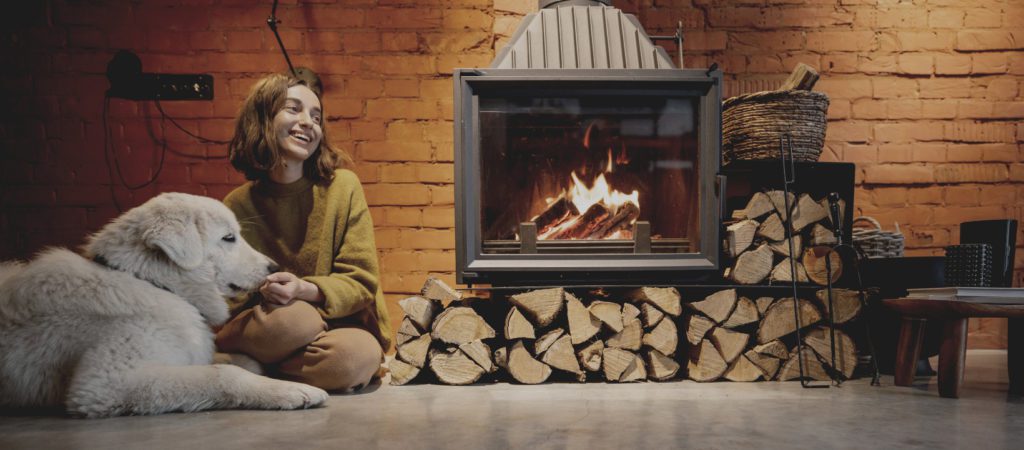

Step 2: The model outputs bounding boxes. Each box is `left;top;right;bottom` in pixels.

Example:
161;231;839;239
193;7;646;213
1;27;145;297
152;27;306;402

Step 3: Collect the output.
0;193;328;418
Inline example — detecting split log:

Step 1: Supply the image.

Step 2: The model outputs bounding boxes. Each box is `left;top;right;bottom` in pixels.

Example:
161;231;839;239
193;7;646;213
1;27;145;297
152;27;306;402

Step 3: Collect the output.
548;203;610;240
431;307;496;345
566;292;601;344
724;354;763;382
607;317;642;351
686;315;716;345
642;317;678;356
731;244;773;285
752;340;790;360
756;213;786;242
744;350;782;380
646;350;681;381
809;223;837;246
725;219;758;258
533;193;579;236
388;359;421;386
768;235;802;258
803;246;843;286
770;258;810;283
778;346;830;381
398;296;440;331
459;340;495;373
535;328;564;355
397;333;431;368
689;289;738;324
421;276;461;303
622;302;641;323
804;327;857;379
493;346;508;370
736;191;776;220
628;287;682;317
757;298;822;344
790;194;829;232
778;62;820;91
396;317;421;346
541;334;583;375
587;201;640;239
722;296;759;328
766;190;795;221
505;306;536;340
430;348;485;385
688;339;728;382
814;288;863;324
578;340;604;372
640;302;665;328
507;341;552;384
755;297;775;316
602;347;636;381
509;287;565;327
589;301;624;333
619;353;647;382
711;327;749;364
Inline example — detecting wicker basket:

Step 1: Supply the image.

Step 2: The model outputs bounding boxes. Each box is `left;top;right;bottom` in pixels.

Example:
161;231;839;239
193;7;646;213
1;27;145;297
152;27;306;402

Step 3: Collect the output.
722;90;830;163
852;216;905;258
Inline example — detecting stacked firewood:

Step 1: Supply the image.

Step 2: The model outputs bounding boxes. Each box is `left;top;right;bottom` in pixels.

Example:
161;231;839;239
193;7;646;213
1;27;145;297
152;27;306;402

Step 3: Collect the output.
685;288;861;382
389;279;682;385
724;190;844;285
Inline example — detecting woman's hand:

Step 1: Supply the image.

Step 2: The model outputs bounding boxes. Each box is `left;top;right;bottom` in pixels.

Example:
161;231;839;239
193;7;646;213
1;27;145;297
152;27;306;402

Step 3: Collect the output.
260;272;324;305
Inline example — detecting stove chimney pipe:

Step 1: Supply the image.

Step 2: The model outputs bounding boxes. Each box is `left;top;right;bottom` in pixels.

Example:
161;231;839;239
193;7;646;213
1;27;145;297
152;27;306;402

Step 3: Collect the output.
539;0;611;8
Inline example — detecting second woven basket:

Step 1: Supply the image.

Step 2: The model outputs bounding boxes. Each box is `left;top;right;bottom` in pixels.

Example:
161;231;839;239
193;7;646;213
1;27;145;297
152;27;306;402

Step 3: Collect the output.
722;90;830;163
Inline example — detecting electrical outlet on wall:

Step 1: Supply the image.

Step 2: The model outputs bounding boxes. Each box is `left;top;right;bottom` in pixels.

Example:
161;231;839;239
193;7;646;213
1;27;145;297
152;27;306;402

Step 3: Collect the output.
106;50;214;101
154;74;213;100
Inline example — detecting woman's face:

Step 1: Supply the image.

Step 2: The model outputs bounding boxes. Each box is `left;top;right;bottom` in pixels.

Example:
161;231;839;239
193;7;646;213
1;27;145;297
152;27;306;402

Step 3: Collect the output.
273;84;323;164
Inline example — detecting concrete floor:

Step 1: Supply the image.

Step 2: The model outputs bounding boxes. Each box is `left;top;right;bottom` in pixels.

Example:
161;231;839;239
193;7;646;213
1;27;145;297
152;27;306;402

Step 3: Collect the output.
1;350;1022;450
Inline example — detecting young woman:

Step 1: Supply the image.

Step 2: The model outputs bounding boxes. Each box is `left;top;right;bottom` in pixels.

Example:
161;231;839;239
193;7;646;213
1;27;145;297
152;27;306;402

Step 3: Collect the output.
215;73;391;392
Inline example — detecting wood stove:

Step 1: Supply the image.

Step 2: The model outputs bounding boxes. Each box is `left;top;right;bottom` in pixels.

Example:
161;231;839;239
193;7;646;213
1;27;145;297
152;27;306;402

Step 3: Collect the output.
454;1;723;286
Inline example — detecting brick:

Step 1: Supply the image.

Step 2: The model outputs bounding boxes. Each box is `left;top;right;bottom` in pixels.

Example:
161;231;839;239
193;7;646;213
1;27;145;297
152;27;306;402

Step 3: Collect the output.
401;229;455;250
910;143;948;162
897;31;956;51
806;31;875;52
341;32;381;54
822;54;858;73
935;54;972;75
852;99;886;119
359;141;434;162
862;164;935;184
919;78;971;99
382;32;419;52
934;164;1009;183
494;0;535;15
384;207;421;227
957;100;995;119
858;55;897;74
928;9;964;28
956;30;1024;51
364;184;431;206
906;227;952;248
828;99;851;120
443;9;492;30
422;206;455;228
384;79;419;98
380;164;417;183
872;77;918;98
877;144;914;163
933;206;1009;225
841;144;878;163
979;185;1017;206
887;100;922;119
898;54;933;75
344;78;385;99
944;186;981;205
708;7;765;28
908;187;943;205
365;8;441;29
815;77;873;99
972;53;1008;74
429;185;454;205
964;9;1008;29
686;31;729;51
366;99;440;121
351;122;386;141
986;78;1019;100
944;122;1017;143
874;122;945;143
415;163;454;184
875;8;927;28
826;121;873;143
872;187;908;206
374;228;402;249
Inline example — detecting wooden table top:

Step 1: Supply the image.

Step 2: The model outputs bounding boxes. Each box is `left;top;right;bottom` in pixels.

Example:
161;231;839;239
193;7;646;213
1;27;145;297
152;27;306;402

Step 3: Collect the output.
884;297;1024;319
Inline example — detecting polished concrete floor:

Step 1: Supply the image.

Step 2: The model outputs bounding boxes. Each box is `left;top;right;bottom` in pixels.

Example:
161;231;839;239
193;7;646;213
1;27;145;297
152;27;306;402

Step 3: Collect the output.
1;350;1022;450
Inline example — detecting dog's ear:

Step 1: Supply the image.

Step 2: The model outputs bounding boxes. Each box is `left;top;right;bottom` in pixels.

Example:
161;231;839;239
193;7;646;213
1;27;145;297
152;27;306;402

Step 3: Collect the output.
143;217;204;269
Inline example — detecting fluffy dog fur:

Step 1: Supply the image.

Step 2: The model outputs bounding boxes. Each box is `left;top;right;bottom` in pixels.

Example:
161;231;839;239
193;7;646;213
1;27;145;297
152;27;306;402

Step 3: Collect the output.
0;193;328;418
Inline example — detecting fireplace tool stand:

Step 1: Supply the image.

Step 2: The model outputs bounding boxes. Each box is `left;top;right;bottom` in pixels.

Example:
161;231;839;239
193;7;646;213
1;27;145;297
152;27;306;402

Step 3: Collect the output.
779;134;881;388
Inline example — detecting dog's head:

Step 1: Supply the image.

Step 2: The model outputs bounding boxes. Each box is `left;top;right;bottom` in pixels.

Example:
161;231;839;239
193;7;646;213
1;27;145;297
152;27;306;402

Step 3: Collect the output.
84;193;277;326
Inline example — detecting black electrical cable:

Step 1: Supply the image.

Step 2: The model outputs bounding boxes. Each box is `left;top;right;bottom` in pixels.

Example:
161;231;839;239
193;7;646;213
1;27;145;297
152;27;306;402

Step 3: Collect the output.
103;96;168;211
267;0;297;77
153;99;231;148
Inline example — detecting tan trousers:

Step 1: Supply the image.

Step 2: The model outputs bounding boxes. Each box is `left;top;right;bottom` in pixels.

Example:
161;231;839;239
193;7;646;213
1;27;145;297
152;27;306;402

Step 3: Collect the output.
215;301;383;392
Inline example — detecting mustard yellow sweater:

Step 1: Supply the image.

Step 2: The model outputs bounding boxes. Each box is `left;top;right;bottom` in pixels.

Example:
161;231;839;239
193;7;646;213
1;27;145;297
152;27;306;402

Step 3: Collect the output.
223;169;392;351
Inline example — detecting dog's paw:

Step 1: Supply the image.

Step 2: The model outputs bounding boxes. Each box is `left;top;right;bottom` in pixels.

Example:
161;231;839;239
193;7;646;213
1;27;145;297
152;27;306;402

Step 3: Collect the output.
258;380;328;410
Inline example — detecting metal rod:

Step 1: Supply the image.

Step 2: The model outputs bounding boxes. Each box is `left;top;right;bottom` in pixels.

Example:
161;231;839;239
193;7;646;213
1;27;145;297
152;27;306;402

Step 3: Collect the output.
267;0;297;77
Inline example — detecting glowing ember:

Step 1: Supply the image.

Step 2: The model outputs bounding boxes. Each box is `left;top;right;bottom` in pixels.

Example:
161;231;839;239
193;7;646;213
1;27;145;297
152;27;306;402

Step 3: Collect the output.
569;171;638;215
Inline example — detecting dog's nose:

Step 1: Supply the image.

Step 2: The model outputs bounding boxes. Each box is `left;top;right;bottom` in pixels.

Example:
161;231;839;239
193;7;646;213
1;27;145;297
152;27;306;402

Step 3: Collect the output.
267;260;280;274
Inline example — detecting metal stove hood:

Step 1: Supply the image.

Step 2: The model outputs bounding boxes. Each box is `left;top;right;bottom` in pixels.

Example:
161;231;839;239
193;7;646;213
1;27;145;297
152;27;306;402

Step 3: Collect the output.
491;0;677;70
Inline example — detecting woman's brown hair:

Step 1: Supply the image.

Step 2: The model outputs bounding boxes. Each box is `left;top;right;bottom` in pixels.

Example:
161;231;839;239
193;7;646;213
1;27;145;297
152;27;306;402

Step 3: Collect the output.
228;73;352;184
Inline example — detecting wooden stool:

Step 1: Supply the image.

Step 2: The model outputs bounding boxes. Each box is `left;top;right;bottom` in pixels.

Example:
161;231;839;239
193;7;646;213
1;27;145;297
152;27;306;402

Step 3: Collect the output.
885;298;1024;398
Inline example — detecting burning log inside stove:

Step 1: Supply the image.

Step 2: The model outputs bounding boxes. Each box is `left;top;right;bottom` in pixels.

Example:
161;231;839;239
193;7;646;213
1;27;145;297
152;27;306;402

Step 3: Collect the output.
535;199;640;240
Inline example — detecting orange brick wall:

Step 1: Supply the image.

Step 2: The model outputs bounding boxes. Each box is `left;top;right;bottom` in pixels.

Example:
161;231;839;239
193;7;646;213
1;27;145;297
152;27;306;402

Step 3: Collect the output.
1;0;1021;348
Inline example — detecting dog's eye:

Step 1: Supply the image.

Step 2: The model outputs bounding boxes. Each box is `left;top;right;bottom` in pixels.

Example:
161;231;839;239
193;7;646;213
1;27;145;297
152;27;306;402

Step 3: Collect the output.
222;234;236;243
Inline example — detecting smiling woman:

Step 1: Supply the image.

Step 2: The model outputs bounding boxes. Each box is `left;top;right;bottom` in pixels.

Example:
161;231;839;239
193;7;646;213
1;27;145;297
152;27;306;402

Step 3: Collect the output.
217;73;392;393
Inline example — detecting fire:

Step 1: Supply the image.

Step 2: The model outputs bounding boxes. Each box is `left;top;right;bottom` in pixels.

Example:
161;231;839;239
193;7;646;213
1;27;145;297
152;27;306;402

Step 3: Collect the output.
532;141;640;240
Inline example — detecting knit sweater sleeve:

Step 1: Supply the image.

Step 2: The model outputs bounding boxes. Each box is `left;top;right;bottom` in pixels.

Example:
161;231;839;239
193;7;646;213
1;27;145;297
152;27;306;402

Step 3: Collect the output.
303;172;381;320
